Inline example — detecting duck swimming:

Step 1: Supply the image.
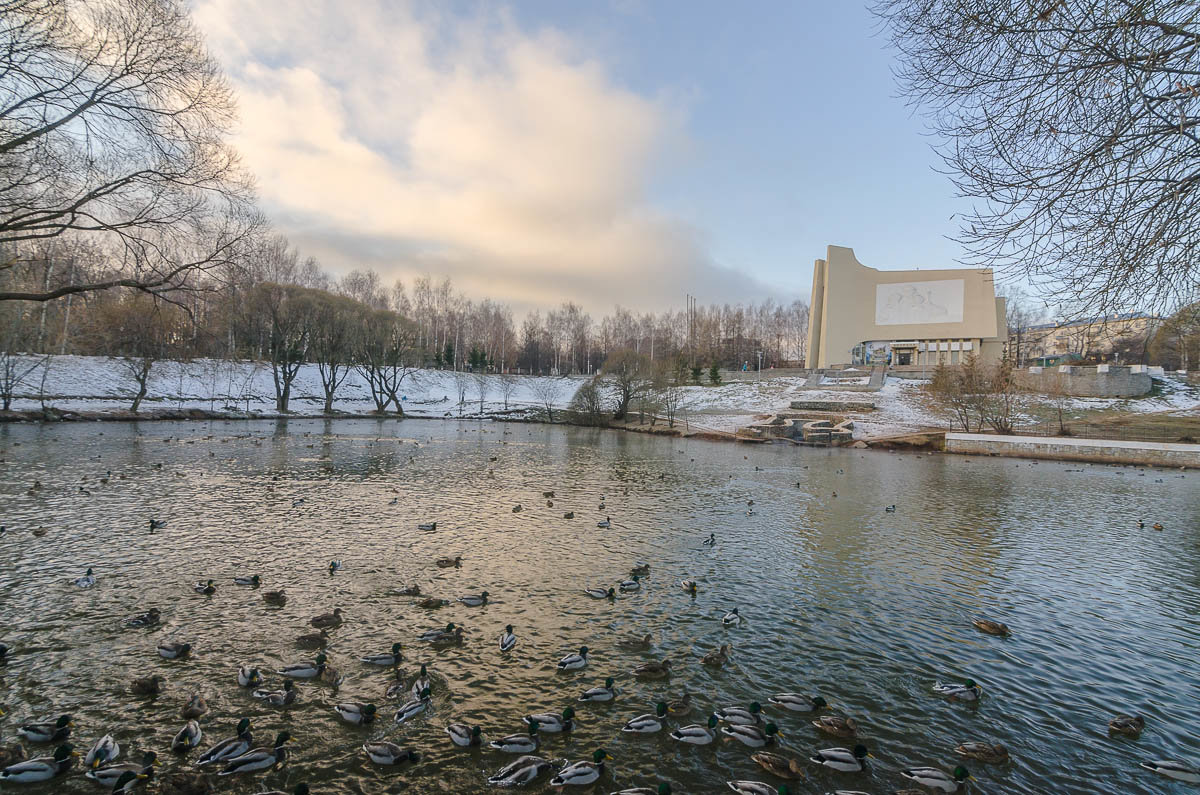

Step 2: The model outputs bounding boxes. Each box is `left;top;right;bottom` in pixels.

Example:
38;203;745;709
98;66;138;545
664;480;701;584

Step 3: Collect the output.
622;702;668;733
486;754;551;786
309;608;343;629
83;734;119;769
670;714;719;745
716;702;762;726
701;644;731;666
933;680;982;702
523;707;575;733
1108;714;1145;737
217;731;291;776
237;667;263;688
334;703;377;725
0;744;77;783
123;608;161;628
499;624;517;652
810;744;871;773
278;654;327;679
579;677;617;702
457;591;489;607
489;721;539;753
550;748;611;787
18;715;73;743
196;719;253;765
954;742;1009;764
361;643;404;666
85;751;158;786
393;688;431;724
722;722;781;748
751;751;803;779
172;720;202;752
446;724;483;747
768;693;827;712
363;742;419;765
253;680;298;707
558;646;589;671
157;642;191;660
899;765;973;791
632;659;671;679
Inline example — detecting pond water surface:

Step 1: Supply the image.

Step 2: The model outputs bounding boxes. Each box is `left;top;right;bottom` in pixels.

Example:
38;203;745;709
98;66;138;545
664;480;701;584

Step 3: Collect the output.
1;419;1199;794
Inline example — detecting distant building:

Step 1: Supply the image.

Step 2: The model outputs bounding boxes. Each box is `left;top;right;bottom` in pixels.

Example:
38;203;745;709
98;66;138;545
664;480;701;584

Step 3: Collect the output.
807;245;1007;368
1022;312;1163;365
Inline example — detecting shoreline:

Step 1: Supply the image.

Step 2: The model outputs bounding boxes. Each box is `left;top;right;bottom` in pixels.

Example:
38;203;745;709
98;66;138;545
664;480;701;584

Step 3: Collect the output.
4;405;1196;469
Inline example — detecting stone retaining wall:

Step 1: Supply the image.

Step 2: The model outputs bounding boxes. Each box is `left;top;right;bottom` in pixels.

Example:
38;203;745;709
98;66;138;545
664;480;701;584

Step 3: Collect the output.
945;433;1200;468
1015;365;1152;397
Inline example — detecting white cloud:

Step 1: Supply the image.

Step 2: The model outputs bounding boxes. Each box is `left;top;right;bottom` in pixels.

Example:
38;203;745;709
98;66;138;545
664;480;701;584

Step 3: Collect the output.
192;0;770;313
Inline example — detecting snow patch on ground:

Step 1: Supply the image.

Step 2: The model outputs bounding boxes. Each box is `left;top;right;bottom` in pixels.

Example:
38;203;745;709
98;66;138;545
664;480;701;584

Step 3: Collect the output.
6;356;1195;438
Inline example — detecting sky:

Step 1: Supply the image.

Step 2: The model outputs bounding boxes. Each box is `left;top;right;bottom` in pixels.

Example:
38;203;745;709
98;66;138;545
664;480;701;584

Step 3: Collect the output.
192;0;973;316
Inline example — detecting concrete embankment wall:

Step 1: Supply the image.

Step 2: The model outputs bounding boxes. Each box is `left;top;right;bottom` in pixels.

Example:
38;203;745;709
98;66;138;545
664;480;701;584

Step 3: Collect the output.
945;433;1200;468
1014;365;1152;397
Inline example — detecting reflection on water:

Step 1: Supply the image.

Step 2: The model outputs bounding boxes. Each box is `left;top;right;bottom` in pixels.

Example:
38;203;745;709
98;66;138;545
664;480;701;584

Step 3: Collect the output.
1;419;1199;794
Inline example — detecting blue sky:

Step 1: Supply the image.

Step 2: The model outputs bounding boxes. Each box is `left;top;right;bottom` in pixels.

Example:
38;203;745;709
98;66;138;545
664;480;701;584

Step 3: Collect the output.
194;0;973;313
504;0;970;284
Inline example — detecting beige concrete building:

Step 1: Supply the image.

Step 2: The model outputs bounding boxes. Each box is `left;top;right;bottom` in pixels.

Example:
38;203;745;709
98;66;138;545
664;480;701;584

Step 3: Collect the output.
807;245;1007;368
1021;313;1162;364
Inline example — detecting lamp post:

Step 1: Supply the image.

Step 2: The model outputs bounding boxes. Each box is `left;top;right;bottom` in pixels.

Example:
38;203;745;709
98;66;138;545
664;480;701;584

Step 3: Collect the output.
757;350;763;380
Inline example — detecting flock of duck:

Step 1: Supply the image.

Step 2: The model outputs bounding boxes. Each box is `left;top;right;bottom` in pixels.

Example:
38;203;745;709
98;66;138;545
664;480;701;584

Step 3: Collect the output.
3;473;1198;795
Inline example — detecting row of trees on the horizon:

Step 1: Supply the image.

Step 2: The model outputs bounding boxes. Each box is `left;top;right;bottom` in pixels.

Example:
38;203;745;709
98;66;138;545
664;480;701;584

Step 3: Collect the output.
1;231;812;373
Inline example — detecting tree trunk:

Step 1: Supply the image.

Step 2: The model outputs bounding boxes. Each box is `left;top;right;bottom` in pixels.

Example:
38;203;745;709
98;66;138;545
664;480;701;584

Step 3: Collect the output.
130;360;151;412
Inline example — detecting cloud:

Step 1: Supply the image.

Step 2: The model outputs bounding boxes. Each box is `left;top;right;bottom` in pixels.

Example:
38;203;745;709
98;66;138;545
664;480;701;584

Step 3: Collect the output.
192;0;772;313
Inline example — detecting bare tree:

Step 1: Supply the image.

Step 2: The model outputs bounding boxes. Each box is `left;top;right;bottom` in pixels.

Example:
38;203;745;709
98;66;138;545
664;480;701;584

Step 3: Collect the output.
1005;287;1048;367
528;376;567;422
979;356;1019;434
929;356;982;432
355;309;419;414
309;291;362;413
603;349;654;420
90;291;188;411
1;0;259;303
873;1;1200;313
252;283;316;413
566;376;606;426
473;370;489;414
0;301;41;409
657;360;687;429
451;369;470;416
499;373;518;411
1149;301;1200;369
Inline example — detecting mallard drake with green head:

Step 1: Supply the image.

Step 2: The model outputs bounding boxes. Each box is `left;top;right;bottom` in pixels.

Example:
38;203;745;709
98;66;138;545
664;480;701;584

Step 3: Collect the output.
670;714;718;745
899;765;973;792
523;707;575;733
0;744;77;783
216;731;291;776
196;719;253;766
550;748;612;786
489;721;539;753
621;702;667;733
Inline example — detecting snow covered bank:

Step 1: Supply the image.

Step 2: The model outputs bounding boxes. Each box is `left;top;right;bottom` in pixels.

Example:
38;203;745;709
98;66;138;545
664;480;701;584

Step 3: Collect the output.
0;355;946;436
9;355;1192;438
